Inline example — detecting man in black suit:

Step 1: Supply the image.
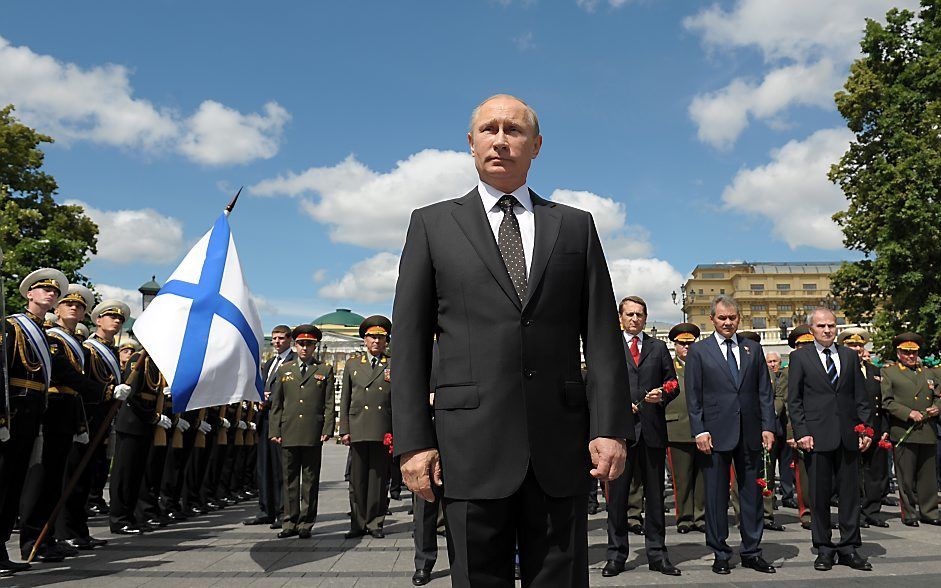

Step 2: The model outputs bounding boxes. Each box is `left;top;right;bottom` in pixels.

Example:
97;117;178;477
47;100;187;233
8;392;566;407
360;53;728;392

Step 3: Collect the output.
788;309;872;571
685;295;776;575
393;94;632;587
604;296;679;577
244;325;294;527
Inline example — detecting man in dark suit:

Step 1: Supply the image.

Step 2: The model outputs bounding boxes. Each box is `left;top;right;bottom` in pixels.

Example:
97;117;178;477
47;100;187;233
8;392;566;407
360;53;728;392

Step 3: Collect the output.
685;295;776;575
604;296;679;577
787;308;872;571
392;94;631;587
243;325;294;527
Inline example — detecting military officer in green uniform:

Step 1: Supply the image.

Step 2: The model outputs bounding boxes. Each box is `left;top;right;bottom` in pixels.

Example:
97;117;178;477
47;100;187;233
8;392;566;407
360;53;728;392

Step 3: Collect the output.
340;315;394;539
881;332;941;526
269;324;335;539
665;323;705;534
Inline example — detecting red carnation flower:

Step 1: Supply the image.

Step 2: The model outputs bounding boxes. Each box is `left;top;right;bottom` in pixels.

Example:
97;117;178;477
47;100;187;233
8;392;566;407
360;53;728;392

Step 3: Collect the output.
789;461;796;470
854;424;866;434
878;439;893;450
383;433;394;455
663;380;678;393
762;488;773;497
756;478;767;488
865;426;875;438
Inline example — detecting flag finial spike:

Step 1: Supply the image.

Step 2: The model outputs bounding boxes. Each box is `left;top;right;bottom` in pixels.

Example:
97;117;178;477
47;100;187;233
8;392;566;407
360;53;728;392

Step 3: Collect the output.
224;187;243;216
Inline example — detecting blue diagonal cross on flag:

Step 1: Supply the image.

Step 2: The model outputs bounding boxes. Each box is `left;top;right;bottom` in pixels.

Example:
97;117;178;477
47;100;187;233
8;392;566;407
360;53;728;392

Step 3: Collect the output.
134;213;264;412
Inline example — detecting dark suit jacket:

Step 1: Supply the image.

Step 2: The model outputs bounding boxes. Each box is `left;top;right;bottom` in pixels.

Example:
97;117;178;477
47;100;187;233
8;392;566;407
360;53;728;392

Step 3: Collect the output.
392;187;632;500
623;333;677;448
684;334;775;453
786;343;870;452
863;361;886;438
261;350;296;414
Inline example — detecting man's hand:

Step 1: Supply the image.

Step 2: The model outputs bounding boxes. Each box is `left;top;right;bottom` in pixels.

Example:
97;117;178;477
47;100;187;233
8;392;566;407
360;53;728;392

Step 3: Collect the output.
401;448;442;502
113;384;132;401
926;406;939;418
156;415;172;430
72;431;89;444
859;435;872;451
176;419;190;433
221;418;231;429
797;435;814;452
270;436;282;444
340;434;351;446
264;390;271;402
589;437;627;481
0;426;9;443
762;431;775;452
786;437;797;449
695;433;713;455
237;420;248;430
320;435;330;443
631;403;638;413
197;420;212;434
910;410;924;423
644;388;662;404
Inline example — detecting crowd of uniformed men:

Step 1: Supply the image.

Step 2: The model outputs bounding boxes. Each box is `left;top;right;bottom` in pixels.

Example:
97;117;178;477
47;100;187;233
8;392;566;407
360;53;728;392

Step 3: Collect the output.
2;266;940;583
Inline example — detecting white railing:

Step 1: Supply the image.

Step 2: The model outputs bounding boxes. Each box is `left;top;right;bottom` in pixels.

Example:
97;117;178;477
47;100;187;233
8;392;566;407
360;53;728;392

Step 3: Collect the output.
646;323;873;344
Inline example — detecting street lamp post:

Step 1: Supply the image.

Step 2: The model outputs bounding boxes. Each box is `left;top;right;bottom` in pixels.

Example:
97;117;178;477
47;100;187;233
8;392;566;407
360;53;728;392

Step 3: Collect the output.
672;284;694;322
138;275;162;311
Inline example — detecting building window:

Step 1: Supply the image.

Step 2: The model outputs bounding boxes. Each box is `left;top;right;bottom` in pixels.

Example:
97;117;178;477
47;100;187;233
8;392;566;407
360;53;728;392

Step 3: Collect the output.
803;283;817;291
720;288;726;294
750;284;765;291
702;272;724;279
778;304;793;312
698;289;703;295
752;304;767;311
751;317;767;329
803;305;816;312
777;283;791;291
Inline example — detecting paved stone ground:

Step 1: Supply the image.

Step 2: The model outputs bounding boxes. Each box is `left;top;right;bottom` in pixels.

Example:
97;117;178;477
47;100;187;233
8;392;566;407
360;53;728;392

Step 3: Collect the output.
5;443;941;586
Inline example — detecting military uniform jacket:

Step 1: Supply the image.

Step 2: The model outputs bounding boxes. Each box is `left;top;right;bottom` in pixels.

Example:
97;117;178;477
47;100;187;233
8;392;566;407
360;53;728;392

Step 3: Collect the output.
881;363;941;444
83;334;120;406
47;326;97;436
665;358;693;443
339;353;392;443
115;351;162;437
1;312;52;425
772;368;787;437
863;362;887;437
269;358;335;447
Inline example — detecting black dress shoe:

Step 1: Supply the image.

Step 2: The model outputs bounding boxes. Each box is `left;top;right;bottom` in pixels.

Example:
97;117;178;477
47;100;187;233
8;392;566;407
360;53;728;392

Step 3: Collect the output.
869;518;889;528
764;520;785;531
837;553;872;571
86;536;108;547
390;490;402;501
146;518;166;528
677;525;692;534
601;561;624;577
277;529;298;539
63;538;93;550
344;530;366;539
298;529;312;539
111;525;143;535
628;523;645;535
205;500;224;510
515;563;521;580
588;504;599;515
0;560;31;573
882;496;898;506
269;519;283;529
903;519;920;527
649;558;681;576
412;569;432;586
55;542;80;557
859;519;870;528
183;506;205;518
801;521;812;530
921;518;941;526
370;528;385;539
712;559;730;575
782;497;799;509
814;554;834;571
830;522;839;530
166;511;188;521
741;555;776;573
243;515;274;526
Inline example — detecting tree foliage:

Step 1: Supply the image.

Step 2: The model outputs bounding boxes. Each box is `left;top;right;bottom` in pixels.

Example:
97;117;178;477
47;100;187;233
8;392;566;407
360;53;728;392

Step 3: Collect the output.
830;0;941;355
0;104;98;309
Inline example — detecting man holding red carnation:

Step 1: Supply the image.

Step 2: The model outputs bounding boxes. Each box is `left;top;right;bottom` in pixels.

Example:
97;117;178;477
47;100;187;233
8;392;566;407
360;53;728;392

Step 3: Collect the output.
787;308;872;572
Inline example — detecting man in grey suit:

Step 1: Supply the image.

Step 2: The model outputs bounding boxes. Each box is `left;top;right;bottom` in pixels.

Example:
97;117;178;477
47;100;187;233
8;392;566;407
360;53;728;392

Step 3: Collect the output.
685;295;776;575
393;94;632;587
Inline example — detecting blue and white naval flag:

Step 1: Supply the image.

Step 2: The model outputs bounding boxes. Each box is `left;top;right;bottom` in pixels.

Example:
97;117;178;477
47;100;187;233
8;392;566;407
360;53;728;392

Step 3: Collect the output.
134;213;264;412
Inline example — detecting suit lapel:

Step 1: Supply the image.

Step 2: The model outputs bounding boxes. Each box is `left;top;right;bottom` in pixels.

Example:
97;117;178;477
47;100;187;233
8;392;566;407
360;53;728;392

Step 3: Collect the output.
806;345;831;385
451;189;522;311
736;339;751;389
836;345;852;390
522;193;562;311
297;360;316;387
623;336;637;368
638;333;654;367
703;335;736;387
364;355;387;386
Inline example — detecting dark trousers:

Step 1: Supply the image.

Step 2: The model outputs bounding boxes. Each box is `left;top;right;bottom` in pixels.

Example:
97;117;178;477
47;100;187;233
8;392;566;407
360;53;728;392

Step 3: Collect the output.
893;442;939;522
860;444;890;521
777;440;795;499
182;444;209;509
413;485;443;572
627;466;643;525
256;411;283;518
666;443;705;530
160;425;197;513
605;440;667;564
702;442;764;561
281;445;323;532
109;432;151;528
349;441;392;533
217;436;239;498
444;466;587;588
807;448;861;557
19;430;73;554
136;444;167;523
0;395;43;552
200;433;228;503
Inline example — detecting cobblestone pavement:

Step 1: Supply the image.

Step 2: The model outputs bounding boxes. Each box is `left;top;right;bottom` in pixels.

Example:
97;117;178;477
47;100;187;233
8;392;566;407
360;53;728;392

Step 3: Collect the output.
5;443;941;586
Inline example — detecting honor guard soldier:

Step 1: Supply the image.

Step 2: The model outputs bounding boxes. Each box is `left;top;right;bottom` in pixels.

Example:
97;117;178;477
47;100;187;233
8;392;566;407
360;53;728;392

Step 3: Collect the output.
136;377;174;528
269;324;335;538
19;284;96;562
779;325;816;529
881;332;941;526
665;323;706;534
340;315;394;539
74;323;89;341
0;268;67;576
118;338;140;372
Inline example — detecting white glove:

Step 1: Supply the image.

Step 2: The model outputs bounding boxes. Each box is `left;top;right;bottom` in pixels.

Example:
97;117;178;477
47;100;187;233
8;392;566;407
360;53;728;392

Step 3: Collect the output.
0;426;11;443
198;420;212;434
249;422;257;431
221;418;231;429
156;415;172;430
237;420;248;430
113;384;132;400
176;418;190;433
162;387;172;397
73;431;90;444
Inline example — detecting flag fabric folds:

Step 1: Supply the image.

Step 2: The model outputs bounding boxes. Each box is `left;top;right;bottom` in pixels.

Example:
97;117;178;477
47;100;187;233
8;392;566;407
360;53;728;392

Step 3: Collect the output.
134;213;264;412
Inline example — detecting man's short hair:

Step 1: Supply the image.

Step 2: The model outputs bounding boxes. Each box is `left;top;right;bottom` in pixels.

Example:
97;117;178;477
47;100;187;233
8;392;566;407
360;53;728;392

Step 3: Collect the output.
618;296;648;316
710;294;740;317
469;94;540;136
809;307;836;323
271;324;292;336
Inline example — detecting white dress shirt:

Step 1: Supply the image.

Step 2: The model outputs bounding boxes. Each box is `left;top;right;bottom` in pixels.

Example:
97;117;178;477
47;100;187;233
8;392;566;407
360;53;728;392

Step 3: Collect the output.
713;331;741;370
266;348;292;384
478;180;535;277
623;331;644;354
814;340;841;377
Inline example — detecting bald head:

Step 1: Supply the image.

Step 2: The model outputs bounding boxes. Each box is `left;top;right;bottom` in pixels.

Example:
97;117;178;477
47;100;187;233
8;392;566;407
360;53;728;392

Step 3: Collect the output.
469;94;540;137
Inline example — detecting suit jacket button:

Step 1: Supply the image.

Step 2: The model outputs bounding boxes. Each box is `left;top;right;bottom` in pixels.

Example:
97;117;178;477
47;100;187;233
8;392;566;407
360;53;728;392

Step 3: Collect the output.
299;414;303;418
299;399;304;403
525;370;535;379
523;319;534;327
365;405;369;410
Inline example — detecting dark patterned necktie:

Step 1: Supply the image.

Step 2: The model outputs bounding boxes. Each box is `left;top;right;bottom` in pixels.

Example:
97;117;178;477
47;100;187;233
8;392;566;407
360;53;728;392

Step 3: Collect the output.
301;363;307;377
824;348;838;387
497;195;528;301
725;339;739;383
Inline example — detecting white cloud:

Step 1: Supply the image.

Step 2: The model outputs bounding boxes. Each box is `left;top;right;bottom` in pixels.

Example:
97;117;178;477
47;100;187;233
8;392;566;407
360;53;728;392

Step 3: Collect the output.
577;0;633;12
683;0;920;149
0;35;289;165
721;127;852;249
92;283;143;318
609;258;685;322
549;189;652;258
318;252;400;304
67;199;185;264
514;32;536;51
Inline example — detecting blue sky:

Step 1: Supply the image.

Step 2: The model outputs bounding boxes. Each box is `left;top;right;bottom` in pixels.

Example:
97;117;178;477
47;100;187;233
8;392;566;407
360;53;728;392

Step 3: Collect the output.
1;0;918;328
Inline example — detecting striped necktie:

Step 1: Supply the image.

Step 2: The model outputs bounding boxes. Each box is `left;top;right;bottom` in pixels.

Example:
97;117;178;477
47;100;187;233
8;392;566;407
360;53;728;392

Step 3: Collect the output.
824;348;838;387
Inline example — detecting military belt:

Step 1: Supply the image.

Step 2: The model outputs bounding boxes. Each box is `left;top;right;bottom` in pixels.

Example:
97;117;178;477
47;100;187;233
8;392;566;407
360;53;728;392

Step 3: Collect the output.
9;377;46;393
48;386;78;396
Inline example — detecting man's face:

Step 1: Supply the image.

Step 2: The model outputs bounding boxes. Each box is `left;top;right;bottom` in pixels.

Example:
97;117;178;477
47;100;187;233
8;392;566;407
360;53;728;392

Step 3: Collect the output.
674;341;689;361
56;300;86;323
119;348;133;365
710;302;740;338
810;310;837;347
897;348;919;368
95;315;124;337
846;342;866;359
468;96;542;190
619;301;647;335
27;286;59;313
295;340;316;361
271;331;291;354
766;353;781;373
364;334;388;356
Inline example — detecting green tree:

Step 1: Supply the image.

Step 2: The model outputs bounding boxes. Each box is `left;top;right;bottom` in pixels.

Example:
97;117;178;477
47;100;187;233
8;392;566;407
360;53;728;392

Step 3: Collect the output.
829;0;941;355
0;104;98;309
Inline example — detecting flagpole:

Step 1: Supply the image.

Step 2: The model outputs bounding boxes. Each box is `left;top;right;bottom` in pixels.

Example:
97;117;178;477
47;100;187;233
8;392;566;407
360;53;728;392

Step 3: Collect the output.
224;187;243;217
